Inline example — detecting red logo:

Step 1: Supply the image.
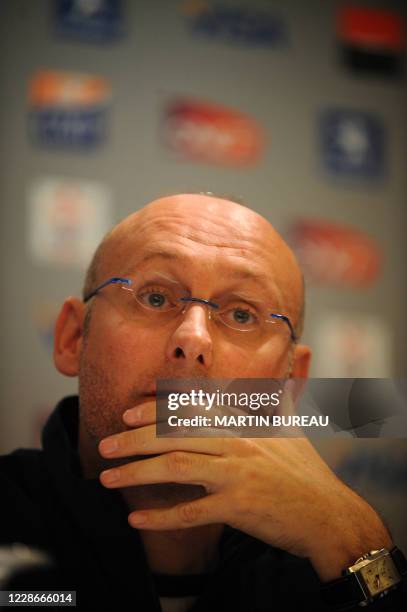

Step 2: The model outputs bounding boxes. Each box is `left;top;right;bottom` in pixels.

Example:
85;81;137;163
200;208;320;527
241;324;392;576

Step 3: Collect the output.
288;219;382;287
163;99;264;166
337;7;405;51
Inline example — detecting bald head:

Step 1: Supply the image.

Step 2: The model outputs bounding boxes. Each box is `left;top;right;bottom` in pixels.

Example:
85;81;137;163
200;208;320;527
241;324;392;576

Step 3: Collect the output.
83;193;305;337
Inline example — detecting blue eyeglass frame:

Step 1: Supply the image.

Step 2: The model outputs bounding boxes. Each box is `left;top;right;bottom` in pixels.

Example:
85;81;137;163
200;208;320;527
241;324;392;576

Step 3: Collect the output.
83;276;298;343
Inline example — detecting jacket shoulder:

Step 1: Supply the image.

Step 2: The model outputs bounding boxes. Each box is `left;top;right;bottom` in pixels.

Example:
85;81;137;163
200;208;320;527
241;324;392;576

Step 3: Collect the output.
0;448;45;487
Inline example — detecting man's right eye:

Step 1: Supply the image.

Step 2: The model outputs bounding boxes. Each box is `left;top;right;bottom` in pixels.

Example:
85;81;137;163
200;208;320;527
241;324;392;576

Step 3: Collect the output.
137;288;175;311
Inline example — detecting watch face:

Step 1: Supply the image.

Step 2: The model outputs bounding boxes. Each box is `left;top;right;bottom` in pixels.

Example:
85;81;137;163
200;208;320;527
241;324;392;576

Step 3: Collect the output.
359;556;401;597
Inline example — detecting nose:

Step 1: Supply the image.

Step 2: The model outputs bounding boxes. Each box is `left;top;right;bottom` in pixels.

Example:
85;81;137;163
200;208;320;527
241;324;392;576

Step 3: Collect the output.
165;302;213;369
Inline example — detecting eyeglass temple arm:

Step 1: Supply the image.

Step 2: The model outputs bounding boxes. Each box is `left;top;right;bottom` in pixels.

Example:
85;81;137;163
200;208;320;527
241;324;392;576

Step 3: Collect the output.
83;277;132;303
270;313;297;343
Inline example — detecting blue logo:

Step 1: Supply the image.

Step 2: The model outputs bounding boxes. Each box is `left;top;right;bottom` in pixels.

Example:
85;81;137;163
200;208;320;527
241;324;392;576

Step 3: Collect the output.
29;108;107;148
320;109;386;180
54;0;123;42
27;71;111;150
186;4;287;47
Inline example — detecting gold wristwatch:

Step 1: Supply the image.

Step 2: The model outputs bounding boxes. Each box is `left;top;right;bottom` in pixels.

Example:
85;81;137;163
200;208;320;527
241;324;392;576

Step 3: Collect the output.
321;547;407;607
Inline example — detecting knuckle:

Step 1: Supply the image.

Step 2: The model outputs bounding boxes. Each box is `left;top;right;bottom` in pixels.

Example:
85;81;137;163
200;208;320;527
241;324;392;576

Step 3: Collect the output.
229;437;257;457
178;502;203;524
129;428;141;446
240;438;258;455
166;451;191;477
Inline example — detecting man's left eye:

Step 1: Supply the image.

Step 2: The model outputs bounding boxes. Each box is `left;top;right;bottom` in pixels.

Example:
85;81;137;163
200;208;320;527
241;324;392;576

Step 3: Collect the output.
147;292;167;308
233;309;254;324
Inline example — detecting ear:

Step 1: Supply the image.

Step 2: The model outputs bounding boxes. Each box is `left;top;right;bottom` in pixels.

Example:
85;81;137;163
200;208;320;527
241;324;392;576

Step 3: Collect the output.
53;297;86;377
290;343;312;379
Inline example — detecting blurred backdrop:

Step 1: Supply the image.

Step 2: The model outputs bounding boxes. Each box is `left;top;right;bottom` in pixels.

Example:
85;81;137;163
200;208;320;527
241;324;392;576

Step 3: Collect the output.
0;0;406;547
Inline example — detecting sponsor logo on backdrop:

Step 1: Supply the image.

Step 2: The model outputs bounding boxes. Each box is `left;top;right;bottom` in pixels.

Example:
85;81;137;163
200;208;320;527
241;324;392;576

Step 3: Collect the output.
28;70;111;148
163;98;264;166
27;177;112;267
320;109;386;180
54;0;124;42
312;313;393;378
181;0;287;47
337;6;405;77
287;219;382;287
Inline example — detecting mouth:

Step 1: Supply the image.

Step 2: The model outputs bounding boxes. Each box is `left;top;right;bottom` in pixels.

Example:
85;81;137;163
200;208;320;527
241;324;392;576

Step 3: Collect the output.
143;389;183;399
133;392;157;407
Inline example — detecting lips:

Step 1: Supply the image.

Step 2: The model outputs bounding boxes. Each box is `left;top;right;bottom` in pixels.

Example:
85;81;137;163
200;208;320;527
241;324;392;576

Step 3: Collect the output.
133;393;156;407
144;388;181;397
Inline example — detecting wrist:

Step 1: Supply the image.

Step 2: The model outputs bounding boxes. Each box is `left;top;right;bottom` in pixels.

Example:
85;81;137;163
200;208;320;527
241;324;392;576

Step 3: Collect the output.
311;539;392;582
307;495;392;581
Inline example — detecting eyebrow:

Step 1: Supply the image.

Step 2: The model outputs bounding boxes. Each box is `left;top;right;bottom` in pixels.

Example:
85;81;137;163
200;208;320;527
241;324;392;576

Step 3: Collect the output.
125;249;283;309
134;250;270;283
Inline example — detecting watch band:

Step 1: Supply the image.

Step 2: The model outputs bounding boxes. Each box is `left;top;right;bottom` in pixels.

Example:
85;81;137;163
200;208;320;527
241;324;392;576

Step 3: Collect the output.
320;546;407;608
391;546;407;577
321;573;363;608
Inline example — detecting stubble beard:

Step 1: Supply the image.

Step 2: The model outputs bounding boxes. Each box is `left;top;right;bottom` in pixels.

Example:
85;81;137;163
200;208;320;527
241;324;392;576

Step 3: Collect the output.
77;347;207;511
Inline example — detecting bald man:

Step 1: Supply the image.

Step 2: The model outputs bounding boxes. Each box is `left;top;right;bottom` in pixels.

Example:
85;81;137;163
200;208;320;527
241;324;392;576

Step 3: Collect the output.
0;194;406;611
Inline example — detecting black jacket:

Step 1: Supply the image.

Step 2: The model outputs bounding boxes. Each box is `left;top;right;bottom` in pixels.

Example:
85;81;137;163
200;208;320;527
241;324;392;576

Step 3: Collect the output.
0;396;405;611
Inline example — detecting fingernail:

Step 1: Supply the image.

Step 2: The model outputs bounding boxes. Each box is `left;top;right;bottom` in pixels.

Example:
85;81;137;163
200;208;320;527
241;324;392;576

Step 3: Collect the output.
99;437;118;455
101;469;120;484
123;408;141;424
130;513;148;526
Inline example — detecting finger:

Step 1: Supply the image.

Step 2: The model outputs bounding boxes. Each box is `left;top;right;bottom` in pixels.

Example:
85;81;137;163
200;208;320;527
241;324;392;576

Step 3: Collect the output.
123;401;157;427
99;424;228;459
128;494;224;530
99;451;225;490
122;398;246;427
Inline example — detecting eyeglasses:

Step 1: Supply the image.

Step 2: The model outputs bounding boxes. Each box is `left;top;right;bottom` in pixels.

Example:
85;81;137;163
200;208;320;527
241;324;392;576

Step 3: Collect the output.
83;274;298;343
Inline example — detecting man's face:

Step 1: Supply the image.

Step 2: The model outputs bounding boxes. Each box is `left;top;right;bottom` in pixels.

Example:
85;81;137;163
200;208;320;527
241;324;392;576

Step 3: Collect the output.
77;195;306;446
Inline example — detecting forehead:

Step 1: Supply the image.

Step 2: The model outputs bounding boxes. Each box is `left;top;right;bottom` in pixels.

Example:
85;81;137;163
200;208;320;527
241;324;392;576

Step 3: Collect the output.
118;200;283;262
125;248;274;300
102;197;301;311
